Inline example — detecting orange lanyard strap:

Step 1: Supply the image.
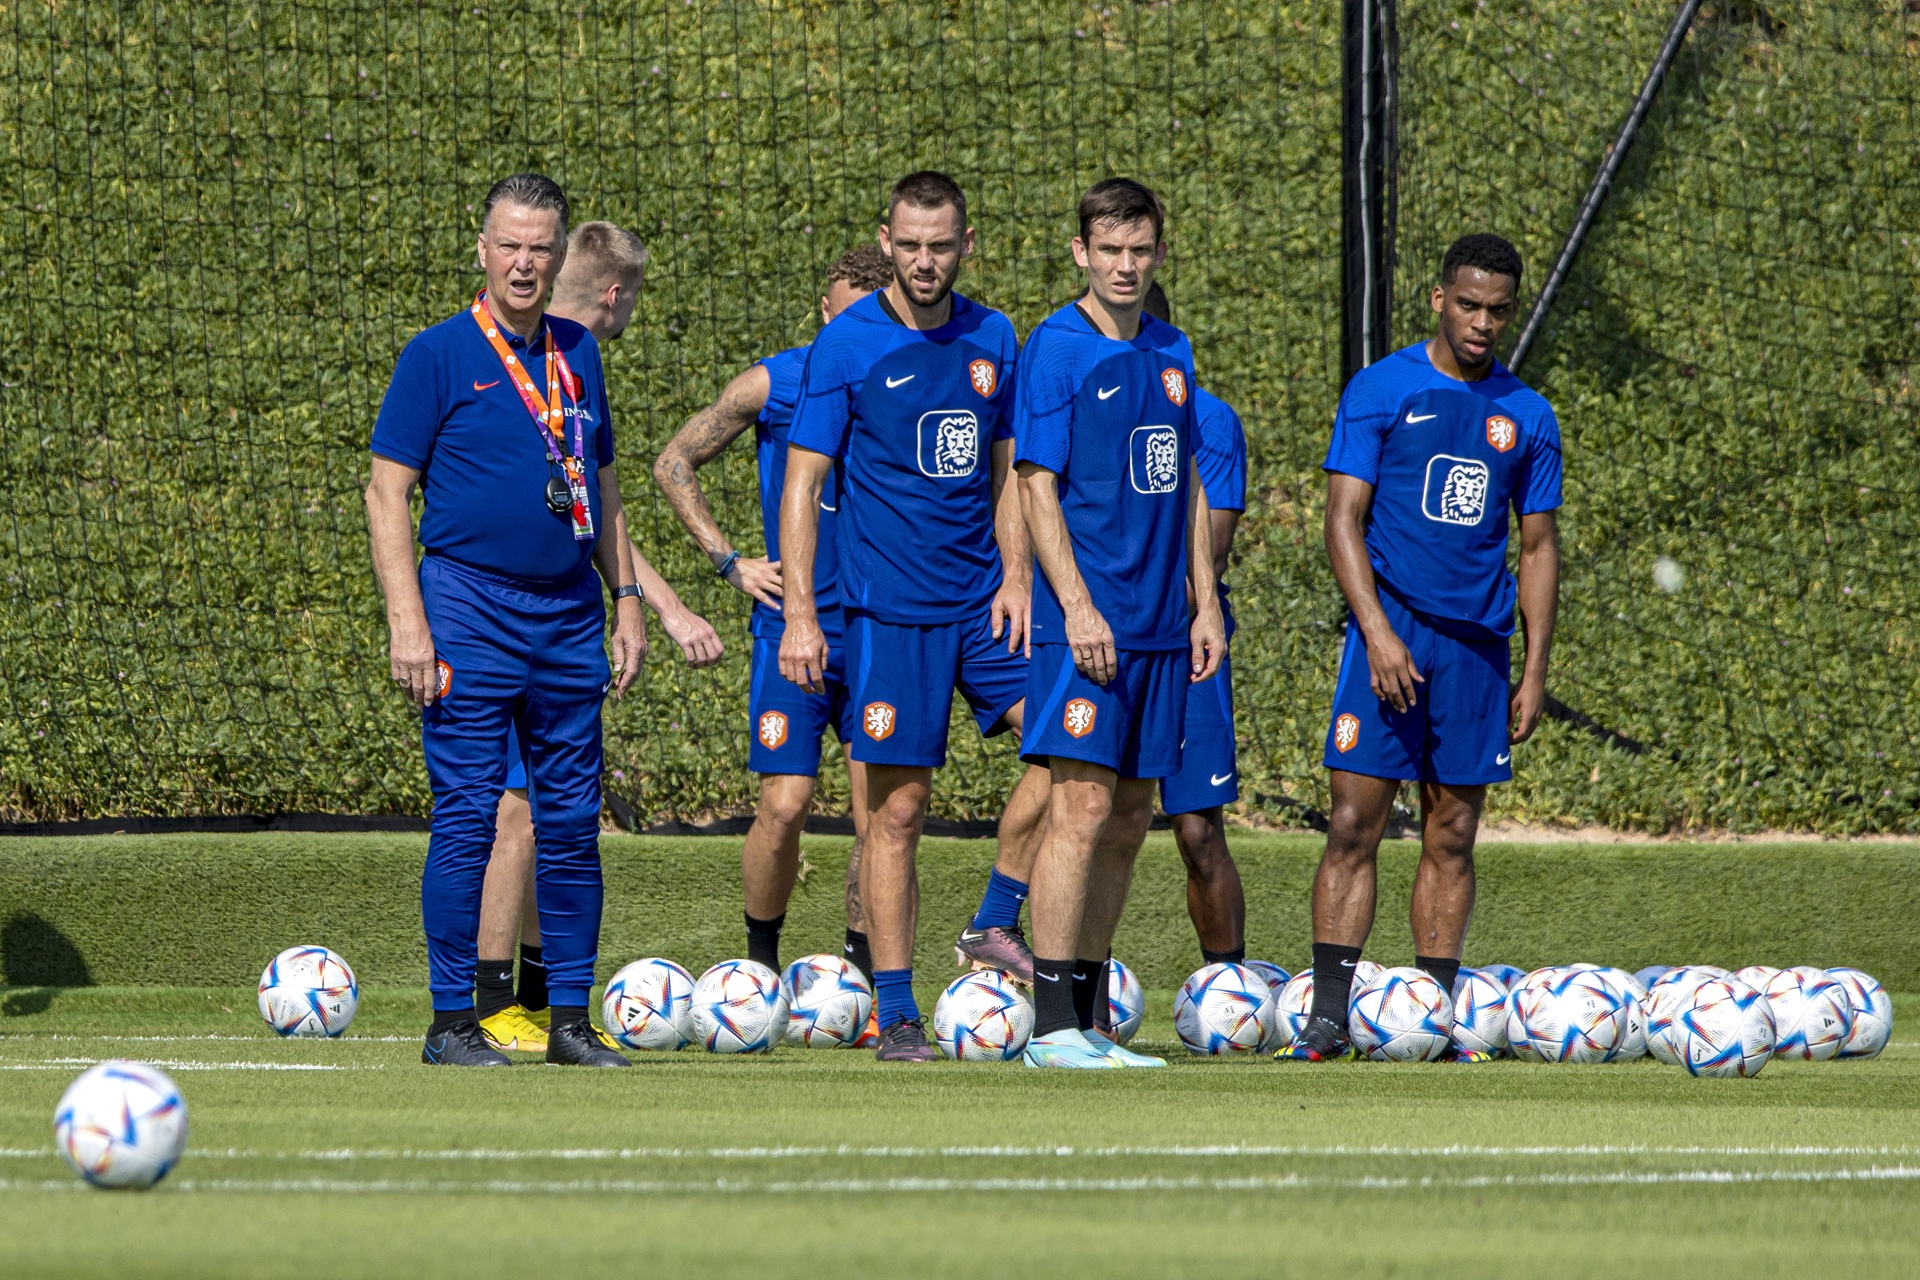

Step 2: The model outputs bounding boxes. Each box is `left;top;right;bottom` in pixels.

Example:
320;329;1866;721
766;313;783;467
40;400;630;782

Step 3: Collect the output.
470;293;582;469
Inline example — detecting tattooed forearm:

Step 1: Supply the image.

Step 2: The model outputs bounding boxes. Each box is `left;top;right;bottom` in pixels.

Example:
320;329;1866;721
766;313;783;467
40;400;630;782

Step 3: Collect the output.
652;364;770;566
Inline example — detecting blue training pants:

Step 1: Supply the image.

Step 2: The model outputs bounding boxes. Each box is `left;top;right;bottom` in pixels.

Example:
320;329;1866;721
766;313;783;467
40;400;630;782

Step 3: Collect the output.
418;555;611;1012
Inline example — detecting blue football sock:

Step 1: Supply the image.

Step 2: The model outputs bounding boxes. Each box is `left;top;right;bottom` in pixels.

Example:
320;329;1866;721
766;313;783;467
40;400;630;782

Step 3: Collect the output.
872;968;921;1028
970;868;1029;931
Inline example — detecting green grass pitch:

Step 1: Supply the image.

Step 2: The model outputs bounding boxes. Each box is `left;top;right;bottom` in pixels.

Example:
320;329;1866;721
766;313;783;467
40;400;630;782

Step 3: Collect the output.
2;834;1918;1275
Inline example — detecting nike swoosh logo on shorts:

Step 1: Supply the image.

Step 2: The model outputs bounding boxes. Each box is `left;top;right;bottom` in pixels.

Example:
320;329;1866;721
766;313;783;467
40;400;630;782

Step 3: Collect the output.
1406;412;1436;423
885;374;915;388
1496;752;1511;765
474;380;500;391
1098;386;1120;400
1211;772;1233;786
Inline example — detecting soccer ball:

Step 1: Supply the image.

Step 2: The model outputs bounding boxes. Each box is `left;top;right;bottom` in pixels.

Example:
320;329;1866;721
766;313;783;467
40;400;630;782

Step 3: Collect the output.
1507;967;1627;1063
1591;967;1648;1060
54;1061;188;1189
257;945;358;1038
1102;959;1144;1045
778;954;873;1049
1478;963;1527;989
1451;968;1511;1057
1353;959;1384;990
1174;963;1275;1056
1644;967;1722;1064
1670;976;1776;1078
1632;966;1672;991
691;959;789;1054
1733;965;1782;993
1348;967;1453;1062
1827;967;1893;1059
1762;966;1853;1061
1243;961;1291;1053
1271;971;1315;1050
932;970;1033;1061
601;958;696;1050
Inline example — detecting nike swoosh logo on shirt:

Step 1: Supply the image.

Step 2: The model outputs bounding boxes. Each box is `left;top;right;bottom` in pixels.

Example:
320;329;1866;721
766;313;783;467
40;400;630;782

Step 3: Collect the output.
474;380;500;391
885;374;915;388
1097;386;1120;400
1210;772;1234;786
1406;412;1437;423
1496;752;1511;765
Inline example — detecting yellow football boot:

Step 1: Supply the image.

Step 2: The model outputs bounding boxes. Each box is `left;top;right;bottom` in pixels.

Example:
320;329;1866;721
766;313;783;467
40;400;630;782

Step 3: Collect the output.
478;1004;549;1053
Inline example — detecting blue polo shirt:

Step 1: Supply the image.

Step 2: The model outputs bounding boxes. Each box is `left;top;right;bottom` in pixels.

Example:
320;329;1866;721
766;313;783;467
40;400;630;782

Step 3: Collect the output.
1193;386;1247;636
753;344;843;640
787;290;1018;624
1015;303;1198;652
372;308;615;587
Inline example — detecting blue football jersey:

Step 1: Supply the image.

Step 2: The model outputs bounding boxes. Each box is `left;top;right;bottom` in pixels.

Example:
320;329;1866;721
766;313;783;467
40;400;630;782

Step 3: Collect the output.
1193;386;1248;635
1016;304;1198;652
786;290;1018;624
752;344;842;639
1323;342;1563;639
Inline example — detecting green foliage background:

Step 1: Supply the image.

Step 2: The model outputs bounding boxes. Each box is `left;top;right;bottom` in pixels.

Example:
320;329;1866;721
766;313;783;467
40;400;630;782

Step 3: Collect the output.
0;1;1915;831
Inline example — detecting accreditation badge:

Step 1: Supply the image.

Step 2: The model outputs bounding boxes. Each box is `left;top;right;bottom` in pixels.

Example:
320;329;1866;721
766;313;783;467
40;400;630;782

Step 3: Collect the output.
564;457;594;541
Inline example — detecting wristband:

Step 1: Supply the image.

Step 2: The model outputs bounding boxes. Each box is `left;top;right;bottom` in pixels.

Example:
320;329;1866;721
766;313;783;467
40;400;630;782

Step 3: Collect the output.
716;549;742;580
613;583;643;603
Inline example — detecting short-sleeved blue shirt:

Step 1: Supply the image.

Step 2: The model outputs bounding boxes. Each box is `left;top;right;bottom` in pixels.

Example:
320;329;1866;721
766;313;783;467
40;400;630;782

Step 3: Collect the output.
1193;386;1248;634
371;308;615;586
752;344;842;640
1323;341;1562;639
786;290;1018;624
1015;303;1198;652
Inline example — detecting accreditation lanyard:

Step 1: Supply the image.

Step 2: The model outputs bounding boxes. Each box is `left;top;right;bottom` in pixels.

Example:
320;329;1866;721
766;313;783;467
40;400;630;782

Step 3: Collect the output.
470;292;594;541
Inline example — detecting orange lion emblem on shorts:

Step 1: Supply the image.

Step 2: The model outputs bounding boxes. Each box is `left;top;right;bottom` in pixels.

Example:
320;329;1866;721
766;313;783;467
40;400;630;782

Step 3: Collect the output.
1334;713;1361;754
434;660;452;700
863;702;897;741
1064;698;1097;739
757;710;789;751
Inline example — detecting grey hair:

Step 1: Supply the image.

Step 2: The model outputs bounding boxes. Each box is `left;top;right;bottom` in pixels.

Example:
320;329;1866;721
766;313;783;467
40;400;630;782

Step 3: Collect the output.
482;173;571;234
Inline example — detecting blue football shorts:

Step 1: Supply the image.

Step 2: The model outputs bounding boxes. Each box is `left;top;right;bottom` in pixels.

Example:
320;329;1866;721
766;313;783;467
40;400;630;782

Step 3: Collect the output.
1021;643;1188;780
1161;651;1237;814
845;608;1027;768
1324;588;1512;786
747;631;855;776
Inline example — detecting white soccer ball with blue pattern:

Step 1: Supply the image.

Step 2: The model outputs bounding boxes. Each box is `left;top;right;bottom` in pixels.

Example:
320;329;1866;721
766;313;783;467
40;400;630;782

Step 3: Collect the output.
1103;958;1145;1045
1827;967;1893;1059
1348;966;1453;1062
1643;966;1722;1064
780;953;873;1048
1671;975;1776;1077
1174;963;1275;1056
1451;967;1510;1056
1507;966;1627;1064
1761;966;1852;1061
1243;961;1292;1052
933;970;1033;1061
602;957;696;1050
257;945;358;1038
1478;963;1527;989
1271;970;1315;1050
692;959;789;1054
55;1060;188;1189
1733;965;1782;993
1591;967;1649;1060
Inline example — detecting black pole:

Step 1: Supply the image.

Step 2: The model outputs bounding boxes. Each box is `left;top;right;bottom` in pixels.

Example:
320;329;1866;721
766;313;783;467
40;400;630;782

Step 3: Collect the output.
1508;0;1702;375
1341;0;1397;384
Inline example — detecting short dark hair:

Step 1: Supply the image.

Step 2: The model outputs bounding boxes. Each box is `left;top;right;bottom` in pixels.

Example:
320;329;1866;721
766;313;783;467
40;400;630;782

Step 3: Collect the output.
1078;177;1165;244
1141;281;1172;324
825;243;893;293
1441;233;1523;286
886;170;967;227
483;173;571;234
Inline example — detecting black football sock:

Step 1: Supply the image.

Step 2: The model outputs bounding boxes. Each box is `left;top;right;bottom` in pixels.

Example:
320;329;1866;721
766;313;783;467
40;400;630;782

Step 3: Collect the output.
515;944;548;1012
745;912;786;972
1032;957;1078;1038
843;929;873;983
1416;954;1461;999
1071;960;1102;1032
548;1004;589;1030
1310;942;1364;1027
1203;946;1247;966
474;960;516;1021
429;1006;476;1036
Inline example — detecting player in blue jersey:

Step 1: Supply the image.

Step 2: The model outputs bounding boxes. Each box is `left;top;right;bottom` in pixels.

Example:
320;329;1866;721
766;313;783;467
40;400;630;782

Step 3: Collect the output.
1015;180;1226;1068
651;244;894;1002
780;171;1052;1062
1281;233;1562;1063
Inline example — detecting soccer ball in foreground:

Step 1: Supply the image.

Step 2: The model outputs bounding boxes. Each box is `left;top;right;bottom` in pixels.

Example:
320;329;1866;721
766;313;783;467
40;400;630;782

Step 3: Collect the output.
1671;976;1775;1078
933;970;1032;1061
1271;971;1315;1050
1827;967;1893;1059
55;1061;188;1189
257;945;358;1038
1103;959;1144;1045
1508;967;1626;1063
1174;963;1275;1056
1762;967;1852;1061
602;958;696;1050
1348;967;1452;1062
780;954;873;1048
1644;967;1722;1065
1451;968;1510;1057
1591;967;1648;1060
1243;961;1292;1052
692;960;788;1053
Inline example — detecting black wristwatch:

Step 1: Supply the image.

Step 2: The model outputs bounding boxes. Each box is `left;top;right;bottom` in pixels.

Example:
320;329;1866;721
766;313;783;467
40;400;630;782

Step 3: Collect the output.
613;583;644;604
